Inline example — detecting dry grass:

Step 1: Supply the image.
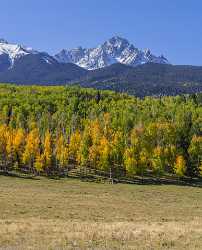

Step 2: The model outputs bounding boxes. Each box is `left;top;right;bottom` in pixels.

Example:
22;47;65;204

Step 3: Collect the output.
0;175;202;249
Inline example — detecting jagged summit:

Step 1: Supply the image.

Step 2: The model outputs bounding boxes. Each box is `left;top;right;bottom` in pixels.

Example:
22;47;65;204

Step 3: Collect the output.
103;36;130;49
0;40;36;66
55;36;169;70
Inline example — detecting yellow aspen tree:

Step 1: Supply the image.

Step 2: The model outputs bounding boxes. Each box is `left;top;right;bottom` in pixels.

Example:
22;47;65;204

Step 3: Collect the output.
22;128;40;173
110;130;126;178
111;131;125;165
164;145;176;172
69;130;81;164
174;155;186;177
130;127;142;146
124;148;148;178
188;136;202;175
98;136;111;171
90;119;102;143
5;128;14;168
103;113;112;139
43;130;52;173
138;149;148;179
89;143;100;169
80;125;92;166
34;153;44;173
0;125;9;171
145;122;176;155
151;146;165;179
145;123;158;152
156;122;176;146
199;163;202;176
124;147;137;176
13;128;25;169
88;119;102;169
55;134;69;169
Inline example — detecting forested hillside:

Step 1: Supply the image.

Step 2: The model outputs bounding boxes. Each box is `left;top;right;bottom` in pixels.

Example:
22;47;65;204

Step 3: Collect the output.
78;63;202;97
0;84;202;180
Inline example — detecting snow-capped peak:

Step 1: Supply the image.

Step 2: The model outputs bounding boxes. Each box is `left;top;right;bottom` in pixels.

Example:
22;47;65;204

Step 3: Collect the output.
104;36;130;50
55;36;169;70
0;39;44;67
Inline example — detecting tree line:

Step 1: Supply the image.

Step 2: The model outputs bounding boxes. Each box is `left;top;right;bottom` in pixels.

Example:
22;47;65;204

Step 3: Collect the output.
0;84;201;179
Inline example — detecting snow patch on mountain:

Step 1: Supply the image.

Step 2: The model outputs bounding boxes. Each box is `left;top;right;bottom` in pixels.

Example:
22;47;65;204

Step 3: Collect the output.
55;36;169;70
0;39;52;68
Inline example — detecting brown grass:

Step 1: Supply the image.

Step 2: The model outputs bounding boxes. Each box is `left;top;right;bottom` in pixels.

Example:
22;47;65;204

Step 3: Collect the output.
0;175;202;249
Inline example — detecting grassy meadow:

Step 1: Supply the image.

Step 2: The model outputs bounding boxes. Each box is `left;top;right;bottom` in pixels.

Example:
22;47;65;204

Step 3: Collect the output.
0;175;202;250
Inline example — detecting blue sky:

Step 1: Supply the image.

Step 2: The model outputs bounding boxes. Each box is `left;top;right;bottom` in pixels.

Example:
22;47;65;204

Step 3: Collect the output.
0;0;201;65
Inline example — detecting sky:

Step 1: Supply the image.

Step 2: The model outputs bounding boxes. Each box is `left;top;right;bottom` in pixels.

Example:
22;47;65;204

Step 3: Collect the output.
0;0;201;65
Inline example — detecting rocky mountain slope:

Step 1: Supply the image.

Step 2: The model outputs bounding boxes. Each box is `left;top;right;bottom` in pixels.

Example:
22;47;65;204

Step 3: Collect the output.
55;36;169;70
0;39;87;84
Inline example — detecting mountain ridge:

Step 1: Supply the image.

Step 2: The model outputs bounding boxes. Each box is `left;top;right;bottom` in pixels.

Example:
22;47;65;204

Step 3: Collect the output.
0;38;202;97
0;39;87;84
77;63;202;96
55;36;169;70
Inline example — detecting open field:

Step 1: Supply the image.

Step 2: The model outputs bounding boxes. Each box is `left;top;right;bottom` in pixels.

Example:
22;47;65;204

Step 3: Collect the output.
0;175;202;249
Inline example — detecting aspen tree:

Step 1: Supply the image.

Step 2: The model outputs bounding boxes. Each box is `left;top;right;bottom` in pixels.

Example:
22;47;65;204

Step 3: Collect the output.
138;150;148;182
43;130;52;174
188;136;202;175
89;119;102;169
69;130;81;164
56;134;69;169
0;125;8;171
111;131;125;167
124;147;137;175
80;127;91;168
13;128;25;169
34;153;44;173
151;146;165;180
22;128;40;173
174;155;186;177
98;136;111;171
164;145;176;172
5;128;14;168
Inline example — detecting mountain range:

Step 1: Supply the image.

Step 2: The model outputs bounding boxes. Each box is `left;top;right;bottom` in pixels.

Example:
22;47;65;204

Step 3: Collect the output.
0;38;87;84
54;36;169;70
0;37;202;97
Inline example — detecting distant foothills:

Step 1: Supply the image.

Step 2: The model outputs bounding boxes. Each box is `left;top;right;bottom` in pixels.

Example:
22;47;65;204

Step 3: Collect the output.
0;37;202;97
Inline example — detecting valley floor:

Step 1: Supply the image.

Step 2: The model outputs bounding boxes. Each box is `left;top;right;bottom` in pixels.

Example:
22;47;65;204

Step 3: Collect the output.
0;175;202;249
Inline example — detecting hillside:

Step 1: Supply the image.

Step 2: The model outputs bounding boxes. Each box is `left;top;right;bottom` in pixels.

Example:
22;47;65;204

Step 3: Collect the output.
77;63;202;96
1;38;202;97
0;54;87;84
1;59;202;96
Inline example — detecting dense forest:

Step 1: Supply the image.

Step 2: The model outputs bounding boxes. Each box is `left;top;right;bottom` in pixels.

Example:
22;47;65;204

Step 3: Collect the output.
0;84;201;181
78;63;202;97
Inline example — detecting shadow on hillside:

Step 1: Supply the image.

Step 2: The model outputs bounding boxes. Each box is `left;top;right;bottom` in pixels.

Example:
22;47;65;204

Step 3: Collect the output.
0;171;38;180
0;170;202;188
67;173;202;188
73;171;202;187
117;176;202;188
